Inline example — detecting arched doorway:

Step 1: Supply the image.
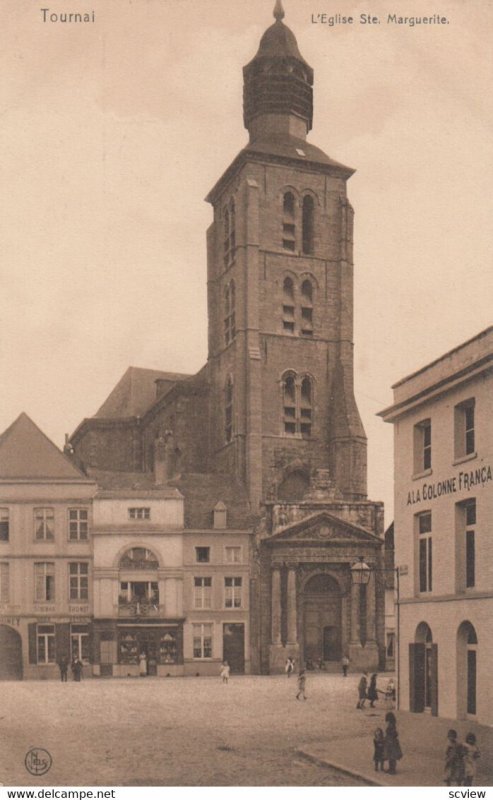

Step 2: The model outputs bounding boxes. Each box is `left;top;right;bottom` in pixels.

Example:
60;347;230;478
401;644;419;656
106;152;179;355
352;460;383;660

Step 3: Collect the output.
410;622;438;715
302;574;341;666
0;625;23;680
457;621;478;718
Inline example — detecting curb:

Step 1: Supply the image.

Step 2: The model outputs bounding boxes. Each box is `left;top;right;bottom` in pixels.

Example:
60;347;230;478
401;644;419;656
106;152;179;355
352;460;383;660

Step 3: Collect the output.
296;749;382;786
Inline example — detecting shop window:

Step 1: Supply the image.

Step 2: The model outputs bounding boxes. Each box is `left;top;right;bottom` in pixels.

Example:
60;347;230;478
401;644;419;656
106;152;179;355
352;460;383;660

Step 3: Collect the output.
417;511;432;593
69;562;89;601
34;508;55;541
68;508;88;540
225;377;233;443
224;576;242;608
194;577;212;609
195;547;210;563
0;509;9;542
160;632;177;664
455;399;475;459
71;625;90;663
302;195;314;254
0;562;9;603
282;192;296;251
119;632;139;664
37;624;55;663
34;562;55;602
414;419;432;473
193;623;213;658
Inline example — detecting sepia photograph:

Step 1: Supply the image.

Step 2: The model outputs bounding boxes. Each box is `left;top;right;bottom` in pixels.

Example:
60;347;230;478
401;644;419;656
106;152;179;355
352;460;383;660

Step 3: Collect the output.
0;0;492;791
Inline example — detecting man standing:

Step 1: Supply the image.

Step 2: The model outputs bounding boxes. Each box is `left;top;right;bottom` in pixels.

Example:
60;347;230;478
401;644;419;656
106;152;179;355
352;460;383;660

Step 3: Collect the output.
341;655;350;677
58;656;68;682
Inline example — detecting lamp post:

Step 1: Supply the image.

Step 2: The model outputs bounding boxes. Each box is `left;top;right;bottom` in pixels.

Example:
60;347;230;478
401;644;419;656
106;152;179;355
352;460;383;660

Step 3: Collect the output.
350;556;400;710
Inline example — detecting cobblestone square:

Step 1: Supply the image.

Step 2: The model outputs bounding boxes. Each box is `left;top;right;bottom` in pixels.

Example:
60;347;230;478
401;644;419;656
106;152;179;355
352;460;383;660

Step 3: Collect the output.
1;673;372;786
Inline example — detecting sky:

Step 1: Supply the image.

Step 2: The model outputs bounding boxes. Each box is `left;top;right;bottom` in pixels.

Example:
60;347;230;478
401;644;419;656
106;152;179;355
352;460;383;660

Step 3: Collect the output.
1;0;492;520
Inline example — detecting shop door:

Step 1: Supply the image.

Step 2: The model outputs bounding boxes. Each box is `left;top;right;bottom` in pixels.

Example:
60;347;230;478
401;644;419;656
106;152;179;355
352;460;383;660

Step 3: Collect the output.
223;623;245;673
0;625;23;680
137;630;158;675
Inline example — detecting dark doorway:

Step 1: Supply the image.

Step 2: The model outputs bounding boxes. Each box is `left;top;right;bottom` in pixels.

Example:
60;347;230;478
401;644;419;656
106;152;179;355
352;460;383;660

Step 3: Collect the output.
323;625;341;661
467;649;476;715
223;623;245;673
0;625;23;680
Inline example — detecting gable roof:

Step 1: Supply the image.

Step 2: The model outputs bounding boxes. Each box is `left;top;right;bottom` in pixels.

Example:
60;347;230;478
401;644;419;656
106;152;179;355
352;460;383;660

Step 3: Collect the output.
0;413;90;481
267;510;382;546
95;366;191;419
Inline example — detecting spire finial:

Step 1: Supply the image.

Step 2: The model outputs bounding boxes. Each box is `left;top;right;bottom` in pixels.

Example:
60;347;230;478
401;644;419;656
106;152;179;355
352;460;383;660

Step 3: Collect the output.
273;0;285;21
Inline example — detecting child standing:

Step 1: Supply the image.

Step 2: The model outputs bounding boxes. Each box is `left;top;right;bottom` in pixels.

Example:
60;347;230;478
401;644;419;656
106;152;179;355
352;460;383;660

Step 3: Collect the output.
220;660;230;683
373;728;385;772
463;732;480;786
443;729;464;786
296;669;307;701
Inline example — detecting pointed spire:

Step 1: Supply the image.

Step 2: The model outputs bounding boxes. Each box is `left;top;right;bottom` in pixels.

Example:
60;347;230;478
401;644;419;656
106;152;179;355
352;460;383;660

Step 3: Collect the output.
273;0;285;21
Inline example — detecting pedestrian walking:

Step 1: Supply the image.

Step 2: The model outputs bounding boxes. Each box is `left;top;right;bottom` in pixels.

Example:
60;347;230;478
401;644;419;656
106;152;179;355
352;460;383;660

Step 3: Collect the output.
341;655;349;677
462;733;480;786
444;729;464;786
383;711;403;774
296;669;307;701
356;671;368;709
220;660;230;683
373;727;385;772
139;652;148;677
368;673;378;708
71;657;83;682
58;655;68;682
285;657;294;678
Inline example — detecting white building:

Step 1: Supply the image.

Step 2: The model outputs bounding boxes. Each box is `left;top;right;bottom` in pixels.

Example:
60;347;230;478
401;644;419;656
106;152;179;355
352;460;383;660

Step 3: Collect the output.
380;327;493;724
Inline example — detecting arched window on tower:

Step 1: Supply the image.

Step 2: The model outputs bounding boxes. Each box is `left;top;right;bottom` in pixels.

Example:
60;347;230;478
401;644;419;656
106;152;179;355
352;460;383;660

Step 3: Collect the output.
300;279;313;336
282;373;297;434
300;376;313;437
225;376;233;443
282;277;295;333
302;195;314;255
282;373;313;437
224;280;236;345
223;199;236;266
282;192;296;251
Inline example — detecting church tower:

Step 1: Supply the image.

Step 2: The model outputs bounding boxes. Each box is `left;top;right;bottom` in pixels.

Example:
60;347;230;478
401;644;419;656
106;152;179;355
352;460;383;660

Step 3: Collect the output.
206;0;367;513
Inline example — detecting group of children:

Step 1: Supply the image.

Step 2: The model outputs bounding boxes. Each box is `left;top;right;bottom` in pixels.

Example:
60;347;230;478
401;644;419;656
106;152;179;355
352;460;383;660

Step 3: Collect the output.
372;712;403;774
444;729;481;786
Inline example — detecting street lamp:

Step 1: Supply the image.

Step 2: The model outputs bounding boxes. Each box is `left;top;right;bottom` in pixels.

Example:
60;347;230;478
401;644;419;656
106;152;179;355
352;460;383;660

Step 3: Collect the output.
350;555;400;710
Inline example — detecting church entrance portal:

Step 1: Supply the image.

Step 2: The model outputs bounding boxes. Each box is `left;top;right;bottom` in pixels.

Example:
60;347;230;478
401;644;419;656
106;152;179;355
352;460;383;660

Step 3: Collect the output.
302;575;342;666
0;625;23;680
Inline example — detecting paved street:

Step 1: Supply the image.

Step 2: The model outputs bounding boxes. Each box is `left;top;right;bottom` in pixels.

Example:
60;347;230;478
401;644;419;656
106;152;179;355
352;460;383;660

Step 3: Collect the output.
0;673;372;786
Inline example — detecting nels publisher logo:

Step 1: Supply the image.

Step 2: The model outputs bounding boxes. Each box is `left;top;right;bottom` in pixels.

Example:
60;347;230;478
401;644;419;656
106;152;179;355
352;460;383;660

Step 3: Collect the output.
25;748;52;776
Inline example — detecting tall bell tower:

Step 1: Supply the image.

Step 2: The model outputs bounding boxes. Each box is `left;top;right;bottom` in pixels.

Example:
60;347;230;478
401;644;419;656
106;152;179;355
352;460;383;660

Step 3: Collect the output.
205;1;367;513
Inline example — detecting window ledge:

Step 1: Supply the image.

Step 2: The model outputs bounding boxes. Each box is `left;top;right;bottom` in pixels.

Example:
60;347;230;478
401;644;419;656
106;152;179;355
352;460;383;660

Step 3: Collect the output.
453;452;477;466
412;468;432;481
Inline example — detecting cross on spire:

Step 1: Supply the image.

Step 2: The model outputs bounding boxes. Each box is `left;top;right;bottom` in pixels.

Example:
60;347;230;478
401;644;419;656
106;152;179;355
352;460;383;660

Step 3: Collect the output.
273;0;285;21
